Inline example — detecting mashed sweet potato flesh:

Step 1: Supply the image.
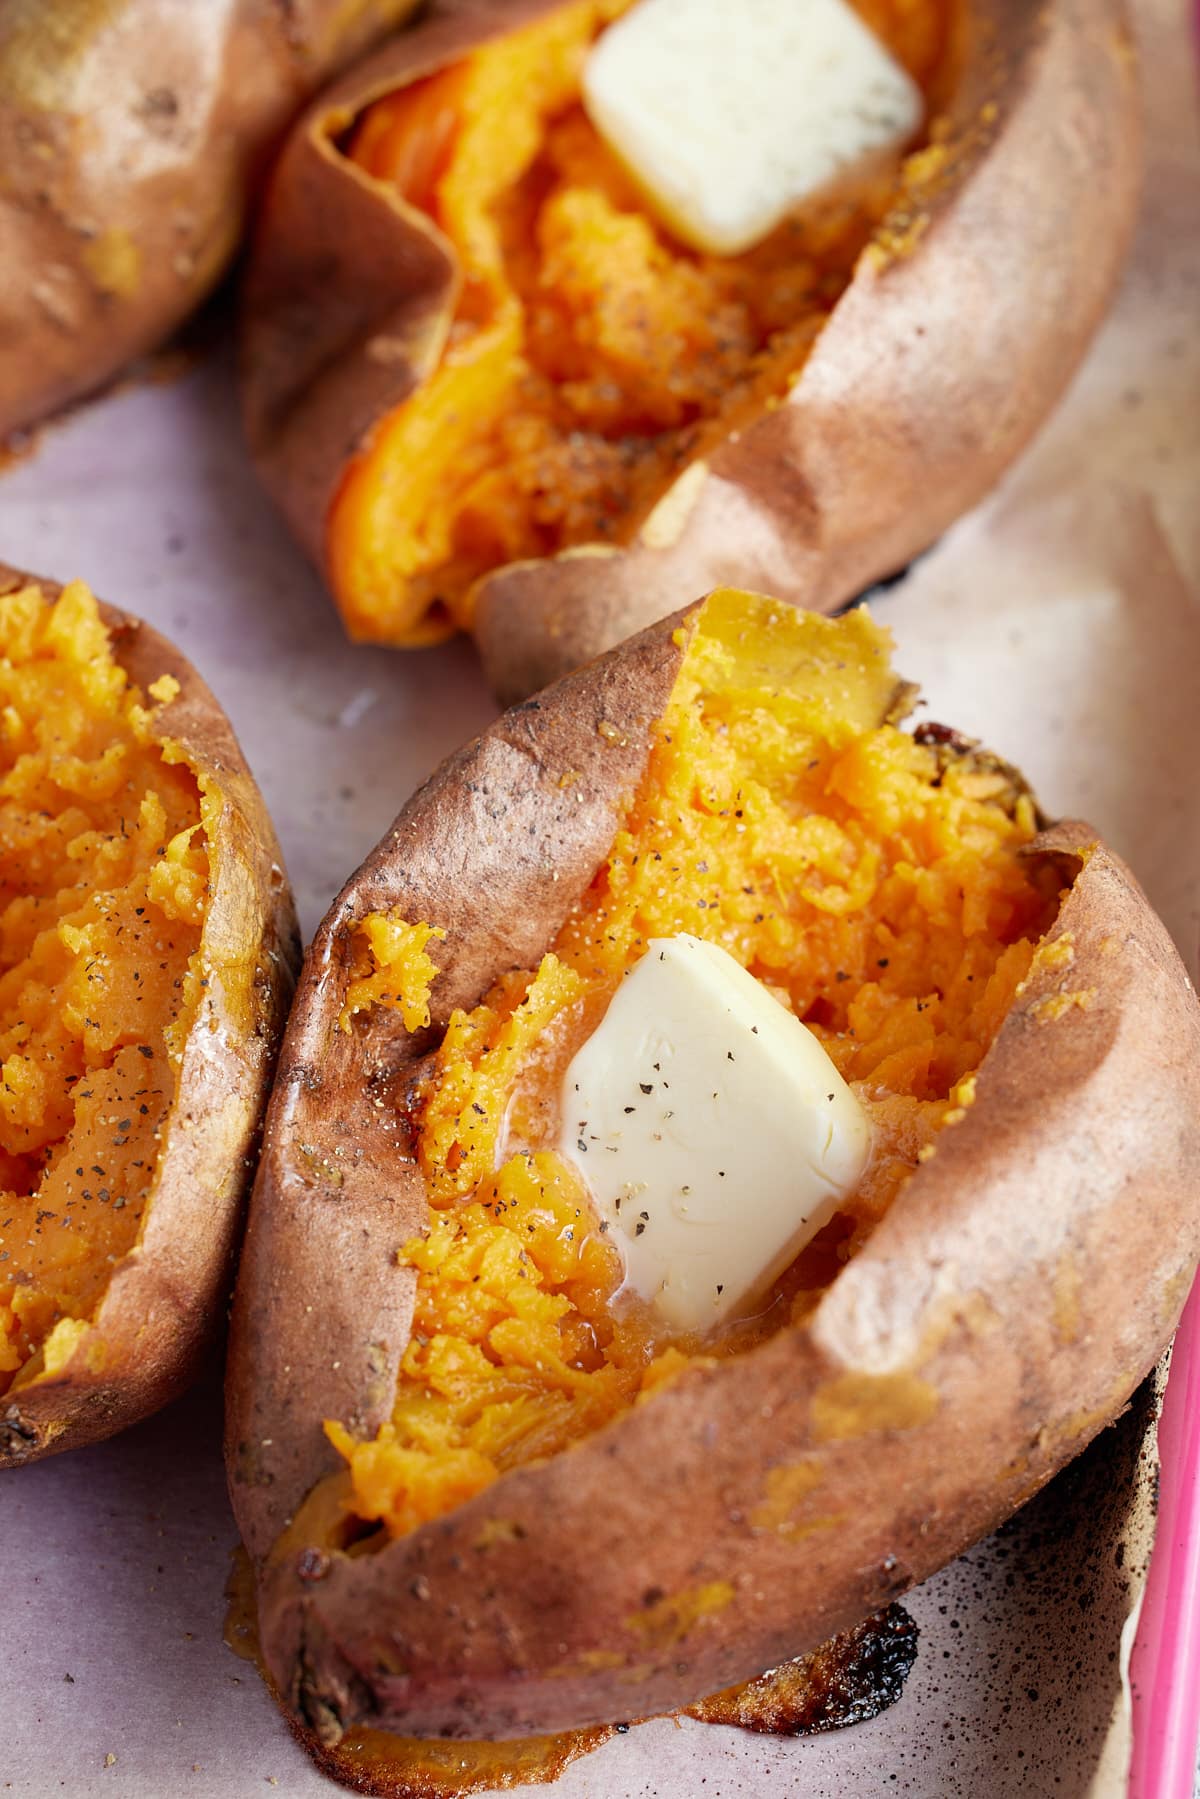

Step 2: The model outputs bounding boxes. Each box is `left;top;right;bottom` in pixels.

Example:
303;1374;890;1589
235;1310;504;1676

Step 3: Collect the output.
330;595;1052;1538
0;582;208;1390
329;0;958;644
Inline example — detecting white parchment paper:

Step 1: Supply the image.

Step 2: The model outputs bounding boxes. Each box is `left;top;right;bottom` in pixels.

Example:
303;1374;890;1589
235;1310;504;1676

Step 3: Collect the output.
0;0;1196;1792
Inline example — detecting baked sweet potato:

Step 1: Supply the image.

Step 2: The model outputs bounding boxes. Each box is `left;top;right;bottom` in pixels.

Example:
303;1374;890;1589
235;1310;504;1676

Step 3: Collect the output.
0;0;423;439
226;588;1200;1778
0;569;297;1466
241;0;1140;702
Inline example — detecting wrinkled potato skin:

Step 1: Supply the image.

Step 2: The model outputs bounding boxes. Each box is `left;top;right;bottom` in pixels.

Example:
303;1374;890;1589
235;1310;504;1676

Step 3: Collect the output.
0;0;423;438
0;567;300;1468
241;0;1140;703
226;603;1200;1748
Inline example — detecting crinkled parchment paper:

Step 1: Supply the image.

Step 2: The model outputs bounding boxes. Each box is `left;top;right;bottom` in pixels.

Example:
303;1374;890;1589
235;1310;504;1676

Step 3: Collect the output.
0;0;1195;1791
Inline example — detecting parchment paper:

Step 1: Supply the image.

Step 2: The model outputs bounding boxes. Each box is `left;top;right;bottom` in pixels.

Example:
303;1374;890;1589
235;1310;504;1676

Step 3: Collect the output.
0;0;1196;1791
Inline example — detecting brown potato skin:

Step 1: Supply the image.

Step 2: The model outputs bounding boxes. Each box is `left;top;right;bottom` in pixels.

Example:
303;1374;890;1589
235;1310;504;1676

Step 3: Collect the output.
240;0;1141;703
0;568;300;1467
0;0;423;439
226;602;1200;1747
226;620;679;1565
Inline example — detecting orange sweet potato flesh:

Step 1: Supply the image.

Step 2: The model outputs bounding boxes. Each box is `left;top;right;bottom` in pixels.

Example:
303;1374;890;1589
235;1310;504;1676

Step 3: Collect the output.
227;591;1200;1757
326;602;1049;1543
0;584;203;1384
326;0;957;646
0;569;298;1464
242;0;1140;701
0;0;423;439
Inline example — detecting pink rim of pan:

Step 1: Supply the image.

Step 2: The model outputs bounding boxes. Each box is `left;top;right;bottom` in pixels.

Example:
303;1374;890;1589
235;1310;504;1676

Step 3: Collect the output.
1127;1275;1200;1797
1129;9;1200;1792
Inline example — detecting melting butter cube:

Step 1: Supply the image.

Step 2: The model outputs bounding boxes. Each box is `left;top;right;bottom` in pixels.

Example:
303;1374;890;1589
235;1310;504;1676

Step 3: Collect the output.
582;0;924;257
559;934;870;1332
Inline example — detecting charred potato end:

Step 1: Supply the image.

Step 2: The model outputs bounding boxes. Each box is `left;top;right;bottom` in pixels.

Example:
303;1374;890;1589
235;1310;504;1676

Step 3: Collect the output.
0;570;298;1466
227;589;1200;1775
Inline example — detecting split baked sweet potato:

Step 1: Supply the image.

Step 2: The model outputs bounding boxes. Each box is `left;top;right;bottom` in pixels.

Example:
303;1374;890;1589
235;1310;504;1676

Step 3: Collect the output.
0;570;297;1465
242;0;1140;702
226;588;1200;1785
0;0;422;439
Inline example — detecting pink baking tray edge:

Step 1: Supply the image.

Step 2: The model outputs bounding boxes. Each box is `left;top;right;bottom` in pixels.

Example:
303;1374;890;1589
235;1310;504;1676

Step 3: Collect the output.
1128;1272;1200;1798
1127;11;1200;1787
1128;20;1200;1784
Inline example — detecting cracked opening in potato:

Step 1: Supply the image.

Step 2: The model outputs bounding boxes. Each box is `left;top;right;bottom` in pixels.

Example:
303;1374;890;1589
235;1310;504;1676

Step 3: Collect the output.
0;581;210;1393
329;592;1056;1540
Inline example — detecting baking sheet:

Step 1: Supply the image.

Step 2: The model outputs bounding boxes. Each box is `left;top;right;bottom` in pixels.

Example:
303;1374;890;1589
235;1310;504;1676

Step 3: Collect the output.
1;0;1197;1791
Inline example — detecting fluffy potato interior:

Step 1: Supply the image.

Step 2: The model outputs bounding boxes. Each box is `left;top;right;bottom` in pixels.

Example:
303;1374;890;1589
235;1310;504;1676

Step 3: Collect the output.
0;582;208;1391
329;593;1053;1539
327;0;959;644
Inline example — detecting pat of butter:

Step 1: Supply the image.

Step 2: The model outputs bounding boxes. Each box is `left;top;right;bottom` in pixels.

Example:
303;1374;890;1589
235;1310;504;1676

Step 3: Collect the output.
558;934;870;1332
582;0;924;257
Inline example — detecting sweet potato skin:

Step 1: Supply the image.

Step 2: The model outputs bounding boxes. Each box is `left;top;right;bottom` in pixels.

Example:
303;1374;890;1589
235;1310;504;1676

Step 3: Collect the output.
226;619;678;1564
241;0;1140;703
0;568;299;1467
0;0;422;438
226;601;1200;1748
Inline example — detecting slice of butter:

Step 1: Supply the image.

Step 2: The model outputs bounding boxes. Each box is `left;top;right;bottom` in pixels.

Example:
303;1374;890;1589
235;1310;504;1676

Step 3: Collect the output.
582;0;924;257
558;934;870;1332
